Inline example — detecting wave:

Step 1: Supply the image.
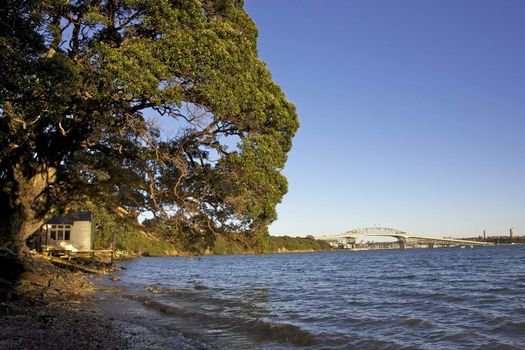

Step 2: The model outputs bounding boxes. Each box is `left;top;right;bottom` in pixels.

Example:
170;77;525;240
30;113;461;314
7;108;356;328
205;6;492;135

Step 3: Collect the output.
435;330;477;342
400;318;433;329
484;287;517;294
492;320;525;335
143;285;260;314
125;293;318;346
512;307;525;315
383;274;417;280
476;297;501;304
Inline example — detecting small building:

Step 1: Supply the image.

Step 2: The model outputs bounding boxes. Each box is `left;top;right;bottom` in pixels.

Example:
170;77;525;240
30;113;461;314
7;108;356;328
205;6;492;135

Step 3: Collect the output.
41;212;95;252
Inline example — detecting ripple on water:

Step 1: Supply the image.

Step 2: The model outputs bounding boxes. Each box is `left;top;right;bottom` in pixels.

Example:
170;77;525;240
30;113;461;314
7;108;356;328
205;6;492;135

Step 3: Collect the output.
399;318;434;329
383;274;417;280
126;293;319;347
347;336;405;350
485;287;517;294
512;307;525;315
477;297;501;304
474;341;523;350
493;320;525;337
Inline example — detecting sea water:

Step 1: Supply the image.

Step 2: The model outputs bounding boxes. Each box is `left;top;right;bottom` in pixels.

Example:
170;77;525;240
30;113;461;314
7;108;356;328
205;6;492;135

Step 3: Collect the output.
98;246;525;349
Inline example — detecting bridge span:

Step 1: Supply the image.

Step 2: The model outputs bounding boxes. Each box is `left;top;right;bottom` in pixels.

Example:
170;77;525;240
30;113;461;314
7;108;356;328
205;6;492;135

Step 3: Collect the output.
316;227;493;250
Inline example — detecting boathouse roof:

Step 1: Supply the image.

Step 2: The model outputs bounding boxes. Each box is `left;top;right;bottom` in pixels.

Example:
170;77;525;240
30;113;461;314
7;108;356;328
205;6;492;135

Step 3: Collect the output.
47;212;93;225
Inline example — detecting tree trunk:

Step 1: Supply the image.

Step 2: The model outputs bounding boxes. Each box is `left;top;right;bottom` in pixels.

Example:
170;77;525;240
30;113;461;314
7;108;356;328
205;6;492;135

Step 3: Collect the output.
0;164;55;279
0;210;44;281
2;205;45;256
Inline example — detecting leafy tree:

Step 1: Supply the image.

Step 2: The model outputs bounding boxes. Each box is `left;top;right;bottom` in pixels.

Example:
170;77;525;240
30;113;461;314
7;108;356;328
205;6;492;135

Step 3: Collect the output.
0;0;298;265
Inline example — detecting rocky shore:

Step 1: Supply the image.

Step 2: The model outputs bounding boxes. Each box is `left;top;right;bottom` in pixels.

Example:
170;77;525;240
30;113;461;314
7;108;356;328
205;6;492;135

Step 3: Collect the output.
0;255;175;350
1;298;127;349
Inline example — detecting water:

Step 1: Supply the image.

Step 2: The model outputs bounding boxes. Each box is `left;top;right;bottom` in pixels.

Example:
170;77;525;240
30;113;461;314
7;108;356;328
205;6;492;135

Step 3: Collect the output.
99;246;525;349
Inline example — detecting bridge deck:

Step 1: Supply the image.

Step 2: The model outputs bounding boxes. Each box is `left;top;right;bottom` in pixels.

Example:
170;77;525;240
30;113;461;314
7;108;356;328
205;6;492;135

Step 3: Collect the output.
317;231;493;246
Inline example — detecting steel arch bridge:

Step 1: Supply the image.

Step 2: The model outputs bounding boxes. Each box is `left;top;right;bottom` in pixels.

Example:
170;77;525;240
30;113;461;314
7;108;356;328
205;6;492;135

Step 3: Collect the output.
316;227;492;249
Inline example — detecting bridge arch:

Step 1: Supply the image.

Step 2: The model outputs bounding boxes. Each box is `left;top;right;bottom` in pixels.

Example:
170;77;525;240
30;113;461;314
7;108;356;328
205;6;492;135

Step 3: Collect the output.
318;227;409;249
342;227;407;237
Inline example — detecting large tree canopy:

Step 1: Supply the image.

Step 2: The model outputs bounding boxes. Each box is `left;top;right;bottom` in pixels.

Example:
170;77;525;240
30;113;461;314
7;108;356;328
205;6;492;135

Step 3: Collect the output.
0;0;298;256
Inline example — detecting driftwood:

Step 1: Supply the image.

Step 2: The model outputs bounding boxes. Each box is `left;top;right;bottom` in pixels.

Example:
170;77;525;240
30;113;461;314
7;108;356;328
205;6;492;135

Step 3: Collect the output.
38;254;109;274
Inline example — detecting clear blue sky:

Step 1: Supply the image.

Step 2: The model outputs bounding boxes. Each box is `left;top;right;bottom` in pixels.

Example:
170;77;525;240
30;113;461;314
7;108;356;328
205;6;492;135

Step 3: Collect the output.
244;0;525;238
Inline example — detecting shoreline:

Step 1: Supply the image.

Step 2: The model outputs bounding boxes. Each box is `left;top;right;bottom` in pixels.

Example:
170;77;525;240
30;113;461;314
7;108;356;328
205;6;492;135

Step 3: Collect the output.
119;248;332;259
117;243;517;260
0;254;138;350
0;296;127;350
0;255;214;350
0;290;194;350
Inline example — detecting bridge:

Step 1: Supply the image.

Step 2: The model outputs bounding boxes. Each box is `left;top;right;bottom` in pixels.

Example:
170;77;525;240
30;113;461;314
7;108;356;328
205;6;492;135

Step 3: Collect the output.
316;227;493;250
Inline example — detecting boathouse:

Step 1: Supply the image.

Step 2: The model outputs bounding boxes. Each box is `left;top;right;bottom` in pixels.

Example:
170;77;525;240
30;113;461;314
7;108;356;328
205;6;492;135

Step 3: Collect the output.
41;212;95;252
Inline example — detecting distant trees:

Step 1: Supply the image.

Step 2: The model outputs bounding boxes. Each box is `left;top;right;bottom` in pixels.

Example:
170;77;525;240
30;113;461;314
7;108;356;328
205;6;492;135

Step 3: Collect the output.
0;0;298;263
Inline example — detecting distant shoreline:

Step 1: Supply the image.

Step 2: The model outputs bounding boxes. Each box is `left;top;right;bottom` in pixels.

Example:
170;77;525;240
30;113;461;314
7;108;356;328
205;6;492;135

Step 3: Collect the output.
115;242;524;260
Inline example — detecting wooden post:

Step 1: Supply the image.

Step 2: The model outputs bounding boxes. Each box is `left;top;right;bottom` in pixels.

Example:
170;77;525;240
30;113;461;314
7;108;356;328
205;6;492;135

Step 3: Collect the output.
111;230;117;264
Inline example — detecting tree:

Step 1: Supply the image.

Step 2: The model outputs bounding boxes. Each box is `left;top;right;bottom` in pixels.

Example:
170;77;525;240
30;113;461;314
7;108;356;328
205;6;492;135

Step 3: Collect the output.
0;0;298;265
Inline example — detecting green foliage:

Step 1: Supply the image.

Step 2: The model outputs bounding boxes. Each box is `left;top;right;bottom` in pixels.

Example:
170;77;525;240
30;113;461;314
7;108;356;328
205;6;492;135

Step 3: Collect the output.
114;230;176;257
142;217;330;255
211;234;250;255
265;236;332;253
210;233;331;255
72;201;177;257
0;0;298;253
